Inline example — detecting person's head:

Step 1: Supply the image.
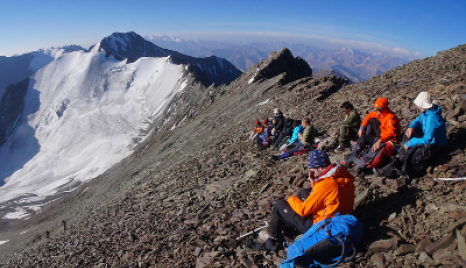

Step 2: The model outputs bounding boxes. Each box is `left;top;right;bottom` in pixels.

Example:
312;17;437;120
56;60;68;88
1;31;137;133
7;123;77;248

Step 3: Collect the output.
262;119;269;127
292;120;299;128
374;98;389;114
413;92;433;113
307;150;331;181
255;121;261;127
302;117;310;127
340;101;354;115
274;108;281;115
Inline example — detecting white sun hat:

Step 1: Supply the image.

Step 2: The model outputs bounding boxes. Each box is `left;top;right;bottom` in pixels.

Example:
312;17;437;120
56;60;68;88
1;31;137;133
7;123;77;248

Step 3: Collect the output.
414;92;433;109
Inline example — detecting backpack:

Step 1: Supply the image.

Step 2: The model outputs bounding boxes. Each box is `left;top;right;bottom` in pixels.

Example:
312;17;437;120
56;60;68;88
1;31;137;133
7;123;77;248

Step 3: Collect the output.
379;144;432;179
280;214;364;268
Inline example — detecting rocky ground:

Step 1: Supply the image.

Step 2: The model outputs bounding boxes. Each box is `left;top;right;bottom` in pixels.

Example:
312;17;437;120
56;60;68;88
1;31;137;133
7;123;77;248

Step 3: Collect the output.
1;45;466;267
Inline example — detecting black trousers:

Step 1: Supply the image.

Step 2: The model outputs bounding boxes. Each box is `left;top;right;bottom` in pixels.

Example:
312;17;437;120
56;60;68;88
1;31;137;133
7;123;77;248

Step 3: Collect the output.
348;118;381;159
268;189;313;237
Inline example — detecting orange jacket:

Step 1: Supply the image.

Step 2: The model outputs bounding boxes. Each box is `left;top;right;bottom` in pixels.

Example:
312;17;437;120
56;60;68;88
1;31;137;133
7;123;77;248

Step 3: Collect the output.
254;126;264;134
287;165;355;224
361;109;402;143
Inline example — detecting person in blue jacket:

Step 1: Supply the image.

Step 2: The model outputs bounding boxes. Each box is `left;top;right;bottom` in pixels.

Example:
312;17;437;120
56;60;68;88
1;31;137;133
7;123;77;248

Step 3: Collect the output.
403;92;448;151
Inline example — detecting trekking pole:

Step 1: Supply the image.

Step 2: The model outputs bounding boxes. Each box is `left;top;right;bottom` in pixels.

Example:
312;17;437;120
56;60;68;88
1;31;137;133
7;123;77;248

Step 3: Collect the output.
236;221;269;240
435;177;466;181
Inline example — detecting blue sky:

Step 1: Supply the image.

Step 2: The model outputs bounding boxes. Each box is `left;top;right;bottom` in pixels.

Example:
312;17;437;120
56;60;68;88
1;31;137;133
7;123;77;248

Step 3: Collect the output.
0;0;464;58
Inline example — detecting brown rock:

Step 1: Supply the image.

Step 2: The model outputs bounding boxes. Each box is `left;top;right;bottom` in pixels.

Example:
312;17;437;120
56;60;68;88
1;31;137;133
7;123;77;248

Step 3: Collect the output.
415;237;432;253
370;253;385;264
457;229;466;261
425;232;455;255
369;238;398;253
394;244;416;256
417;251;433;264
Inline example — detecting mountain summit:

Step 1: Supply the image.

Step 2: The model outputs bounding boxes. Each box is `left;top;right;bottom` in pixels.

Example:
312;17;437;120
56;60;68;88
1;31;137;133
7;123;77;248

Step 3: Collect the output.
98;32;242;86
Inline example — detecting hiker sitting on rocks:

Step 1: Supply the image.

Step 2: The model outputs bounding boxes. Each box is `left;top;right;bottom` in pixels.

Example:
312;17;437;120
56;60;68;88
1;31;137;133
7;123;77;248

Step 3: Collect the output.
254;119;271;149
260;150;355;241
274;119;311;159
270;108;285;136
331;101;361;152
249;120;264;141
344;98;402;173
379;92;448;178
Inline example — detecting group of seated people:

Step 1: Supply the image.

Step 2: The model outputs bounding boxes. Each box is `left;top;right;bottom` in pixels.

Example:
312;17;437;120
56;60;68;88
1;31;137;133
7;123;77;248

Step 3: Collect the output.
250;108;317;160
252;91;448;178
257;91;449;246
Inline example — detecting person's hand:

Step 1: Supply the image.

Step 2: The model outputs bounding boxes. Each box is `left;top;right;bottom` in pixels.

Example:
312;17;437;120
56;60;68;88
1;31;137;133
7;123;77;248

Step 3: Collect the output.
403;143;408;151
372;139;382;152
406;128;413;138
358;129;364;137
334;128;339;135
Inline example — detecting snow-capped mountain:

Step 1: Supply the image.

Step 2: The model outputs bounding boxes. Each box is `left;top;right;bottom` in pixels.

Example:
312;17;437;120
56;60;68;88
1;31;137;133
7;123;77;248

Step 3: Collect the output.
99;32;242;86
0;32;241;219
0;46;85;102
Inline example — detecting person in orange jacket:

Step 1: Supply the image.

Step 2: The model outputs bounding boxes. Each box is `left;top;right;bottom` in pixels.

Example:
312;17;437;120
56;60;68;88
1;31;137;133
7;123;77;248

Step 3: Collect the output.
259;150;355;241
345;98;401;167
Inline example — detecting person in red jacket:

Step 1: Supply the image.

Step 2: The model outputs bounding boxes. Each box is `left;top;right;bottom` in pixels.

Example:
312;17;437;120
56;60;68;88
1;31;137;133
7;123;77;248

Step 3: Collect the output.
259;150;355;241
345;98;401;168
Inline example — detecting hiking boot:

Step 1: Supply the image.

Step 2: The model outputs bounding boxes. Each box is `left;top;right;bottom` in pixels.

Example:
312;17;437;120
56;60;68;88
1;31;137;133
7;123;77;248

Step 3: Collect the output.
334;143;349;152
258;229;275;242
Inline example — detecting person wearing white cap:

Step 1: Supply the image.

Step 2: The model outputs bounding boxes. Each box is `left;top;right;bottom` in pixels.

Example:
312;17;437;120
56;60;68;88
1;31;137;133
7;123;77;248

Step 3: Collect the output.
403;92;448;151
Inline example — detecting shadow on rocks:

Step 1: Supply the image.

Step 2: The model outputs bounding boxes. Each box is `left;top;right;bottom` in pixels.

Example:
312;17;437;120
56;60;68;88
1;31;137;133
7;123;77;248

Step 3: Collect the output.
353;186;421;250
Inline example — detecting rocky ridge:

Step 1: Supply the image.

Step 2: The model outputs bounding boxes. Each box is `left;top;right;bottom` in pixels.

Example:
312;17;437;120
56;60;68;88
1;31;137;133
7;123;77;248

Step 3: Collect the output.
1;44;466;267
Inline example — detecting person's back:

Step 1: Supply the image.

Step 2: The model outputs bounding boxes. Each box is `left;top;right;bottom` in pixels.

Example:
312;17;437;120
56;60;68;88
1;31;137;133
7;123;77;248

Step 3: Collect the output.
288;164;355;224
406;103;447;148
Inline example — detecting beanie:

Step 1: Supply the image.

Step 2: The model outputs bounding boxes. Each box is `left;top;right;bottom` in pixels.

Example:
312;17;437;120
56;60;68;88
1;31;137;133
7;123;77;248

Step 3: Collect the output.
374;98;388;108
274;108;281;114
308;150;331;168
262;119;269;126
255;121;261;127
413;92;433;109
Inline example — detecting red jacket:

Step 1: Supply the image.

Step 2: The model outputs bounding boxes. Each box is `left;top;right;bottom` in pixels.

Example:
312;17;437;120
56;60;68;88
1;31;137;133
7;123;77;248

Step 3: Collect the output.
361;109;402;143
287;165;355;224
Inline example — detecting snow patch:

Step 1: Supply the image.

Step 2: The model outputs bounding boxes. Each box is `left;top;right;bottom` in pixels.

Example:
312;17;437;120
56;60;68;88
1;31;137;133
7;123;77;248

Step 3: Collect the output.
255;99;270;107
0;240;9;245
3;207;29;219
0;50;187;205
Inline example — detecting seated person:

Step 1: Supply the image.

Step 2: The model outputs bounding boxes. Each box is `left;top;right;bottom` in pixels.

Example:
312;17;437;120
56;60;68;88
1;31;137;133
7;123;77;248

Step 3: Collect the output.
249;120;264;141
383;92;448;178
256;119;271;149
402;92;448;151
259;150;355;241
333;101;361;151
274;119;308;159
345;98;401;171
270;108;285;136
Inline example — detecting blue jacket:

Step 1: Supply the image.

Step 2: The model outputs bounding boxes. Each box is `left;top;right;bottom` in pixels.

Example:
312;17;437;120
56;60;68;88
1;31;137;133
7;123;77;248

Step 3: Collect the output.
406;104;448;148
288;125;304;143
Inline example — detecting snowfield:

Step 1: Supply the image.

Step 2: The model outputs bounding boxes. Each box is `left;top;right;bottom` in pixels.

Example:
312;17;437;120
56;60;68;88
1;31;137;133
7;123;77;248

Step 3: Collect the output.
0;45;187;215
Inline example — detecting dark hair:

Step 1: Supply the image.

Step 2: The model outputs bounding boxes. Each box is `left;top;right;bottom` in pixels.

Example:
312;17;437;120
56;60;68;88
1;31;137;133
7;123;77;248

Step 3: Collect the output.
340;101;354;110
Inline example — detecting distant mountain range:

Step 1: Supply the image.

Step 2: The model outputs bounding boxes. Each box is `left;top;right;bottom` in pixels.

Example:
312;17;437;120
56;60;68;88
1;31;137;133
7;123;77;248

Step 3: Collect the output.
144;35;415;83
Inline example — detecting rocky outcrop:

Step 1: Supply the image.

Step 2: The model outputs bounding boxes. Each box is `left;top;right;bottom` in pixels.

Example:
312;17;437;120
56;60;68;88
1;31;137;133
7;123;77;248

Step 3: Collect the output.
0;78;29;146
248;48;312;85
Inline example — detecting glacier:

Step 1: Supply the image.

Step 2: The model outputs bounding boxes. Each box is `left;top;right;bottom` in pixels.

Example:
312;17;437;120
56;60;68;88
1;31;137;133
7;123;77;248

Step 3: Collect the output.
0;44;187;216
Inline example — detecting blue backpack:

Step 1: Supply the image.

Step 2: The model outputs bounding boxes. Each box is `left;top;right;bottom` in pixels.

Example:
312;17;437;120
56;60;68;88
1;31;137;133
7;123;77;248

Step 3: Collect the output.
279;214;364;268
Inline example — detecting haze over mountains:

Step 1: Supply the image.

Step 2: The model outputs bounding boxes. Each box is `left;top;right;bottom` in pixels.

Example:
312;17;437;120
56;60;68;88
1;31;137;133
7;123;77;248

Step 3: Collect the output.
144;35;414;83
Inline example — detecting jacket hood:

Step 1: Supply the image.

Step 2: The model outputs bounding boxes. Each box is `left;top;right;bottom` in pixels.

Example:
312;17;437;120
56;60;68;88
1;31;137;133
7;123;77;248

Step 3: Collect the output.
427;104;442;116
